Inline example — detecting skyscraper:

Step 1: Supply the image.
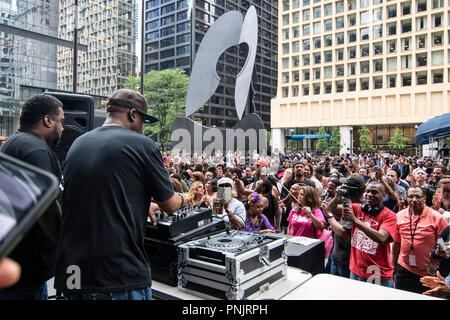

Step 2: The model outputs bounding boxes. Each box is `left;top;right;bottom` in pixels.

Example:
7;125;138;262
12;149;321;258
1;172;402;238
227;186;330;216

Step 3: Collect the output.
143;0;278;129
271;0;450;154
58;0;137;97
0;0;60;136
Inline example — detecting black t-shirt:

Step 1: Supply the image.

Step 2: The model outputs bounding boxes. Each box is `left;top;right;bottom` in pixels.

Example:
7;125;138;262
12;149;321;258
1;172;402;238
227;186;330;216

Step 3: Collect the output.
0;130;62;286
281;177;316;199
54;126;174;293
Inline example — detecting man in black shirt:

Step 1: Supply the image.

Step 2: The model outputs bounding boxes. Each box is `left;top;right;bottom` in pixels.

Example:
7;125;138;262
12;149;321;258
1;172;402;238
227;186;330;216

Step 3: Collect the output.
54;89;184;300
0;94;64;300
281;161;316;199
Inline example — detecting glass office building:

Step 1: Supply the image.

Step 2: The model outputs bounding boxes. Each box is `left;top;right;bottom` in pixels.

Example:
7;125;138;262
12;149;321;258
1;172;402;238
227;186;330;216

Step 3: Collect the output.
143;0;278;129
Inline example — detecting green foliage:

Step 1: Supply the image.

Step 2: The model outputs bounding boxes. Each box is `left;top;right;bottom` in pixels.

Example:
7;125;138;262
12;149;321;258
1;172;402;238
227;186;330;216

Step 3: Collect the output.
388;127;409;150
329;126;341;155
123;69;189;147
358;125;375;153
316;126;329;152
445;136;450;147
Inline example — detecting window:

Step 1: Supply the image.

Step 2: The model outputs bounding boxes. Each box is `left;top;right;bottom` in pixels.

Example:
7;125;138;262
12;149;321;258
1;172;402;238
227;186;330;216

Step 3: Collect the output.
325;82;332;94
336;32;345;45
388;40;396;53
336;17;344;29
348;79;356;91
374;42;383;55
416;16;427;31
388;75;396;88
373;59;383;72
303;85;309;96
325;4;332;16
325;19;333;31
313;22;321;34
314;84;320;95
293;0;300;8
388;22;397;35
402;73;412;86
373;8;382;22
348;14;356;26
374;77;383;89
387;5;396;18
432;32;443;46
313;6;321;18
416;71;427;85
293;12;300;23
401;55;412;68
361;44;370;57
325;35;333;47
292;86;299;96
314;37;321;49
303;54;310;66
303;39;310;51
360;78;369;90
432;13;442;28
432;51;444;65
303;0;310;5
314;68;321;80
325;50;332;62
283;15;290;26
416;35;427;49
348;63;356;75
303;24;310;35
387;57;397;71
402;2;411;15
336;49;344;61
336;64;344;76
348;30;356;42
336;81;344;92
283;44;289;54
402;37;411;51
324;66;332;78
416;0;427;12
282;87;289;98
348;46;356;59
314;53;321;64
303;69;310;80
433;0;443;9
432;70;443;83
402;19;412;33
336;1;344;13
176;33;189;43
293;56;300;67
282;58;289;69
360;0;369;8
361;11;370;25
348;0;356;11
360;61;369;73
177;45;189;55
283;29;290;40
293;26;300;38
283;0;289;11
373;25;382;38
293;41;300;53
292;71;300;82
303;9;310;21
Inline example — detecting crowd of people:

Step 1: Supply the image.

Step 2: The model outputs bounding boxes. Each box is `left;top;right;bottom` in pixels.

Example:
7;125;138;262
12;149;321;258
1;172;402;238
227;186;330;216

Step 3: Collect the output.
161;148;450;297
0;91;449;300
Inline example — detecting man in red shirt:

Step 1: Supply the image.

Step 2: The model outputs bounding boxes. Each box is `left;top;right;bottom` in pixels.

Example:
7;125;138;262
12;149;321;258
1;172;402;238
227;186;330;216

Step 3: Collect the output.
343;181;397;287
392;186;448;293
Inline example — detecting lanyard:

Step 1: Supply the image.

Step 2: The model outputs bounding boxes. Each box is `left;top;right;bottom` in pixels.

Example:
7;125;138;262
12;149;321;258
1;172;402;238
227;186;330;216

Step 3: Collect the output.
408;208;421;251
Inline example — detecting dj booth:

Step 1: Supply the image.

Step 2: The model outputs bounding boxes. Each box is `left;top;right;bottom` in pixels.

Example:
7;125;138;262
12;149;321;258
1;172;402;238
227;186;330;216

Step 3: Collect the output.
144;206;326;300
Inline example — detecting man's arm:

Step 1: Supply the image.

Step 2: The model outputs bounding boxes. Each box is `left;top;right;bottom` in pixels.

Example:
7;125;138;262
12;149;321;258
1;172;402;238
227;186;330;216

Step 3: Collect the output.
225;200;245;230
156;192;184;215
38;200;61;244
343;207;392;244
392;242;401;271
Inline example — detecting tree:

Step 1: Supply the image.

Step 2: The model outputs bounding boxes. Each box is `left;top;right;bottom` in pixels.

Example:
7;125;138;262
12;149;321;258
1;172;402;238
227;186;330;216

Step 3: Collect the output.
316;126;329;152
329;126;341;155
388;127;409;150
123;69;189;148
358;125;375;153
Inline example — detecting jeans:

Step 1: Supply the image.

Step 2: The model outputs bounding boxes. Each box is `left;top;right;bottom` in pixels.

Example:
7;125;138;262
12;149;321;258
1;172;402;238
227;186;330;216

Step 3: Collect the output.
350;272;394;288
329;260;350;278
0;283;48;300
63;287;152;300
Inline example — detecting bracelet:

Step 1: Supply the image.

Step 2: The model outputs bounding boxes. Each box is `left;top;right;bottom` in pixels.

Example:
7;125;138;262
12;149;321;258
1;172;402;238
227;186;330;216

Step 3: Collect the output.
177;192;185;208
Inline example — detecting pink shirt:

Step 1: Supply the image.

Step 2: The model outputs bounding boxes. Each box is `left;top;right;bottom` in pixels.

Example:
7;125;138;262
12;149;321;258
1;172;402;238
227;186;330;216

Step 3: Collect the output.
288;207;325;239
395;206;449;276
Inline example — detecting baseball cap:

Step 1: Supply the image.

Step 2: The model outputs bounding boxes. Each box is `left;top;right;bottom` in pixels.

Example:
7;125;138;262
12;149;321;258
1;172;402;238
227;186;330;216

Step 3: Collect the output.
106;89;158;124
341;174;366;191
217;177;234;187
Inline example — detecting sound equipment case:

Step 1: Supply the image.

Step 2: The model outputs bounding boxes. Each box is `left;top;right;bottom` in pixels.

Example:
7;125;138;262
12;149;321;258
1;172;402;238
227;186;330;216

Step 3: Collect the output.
177;231;288;300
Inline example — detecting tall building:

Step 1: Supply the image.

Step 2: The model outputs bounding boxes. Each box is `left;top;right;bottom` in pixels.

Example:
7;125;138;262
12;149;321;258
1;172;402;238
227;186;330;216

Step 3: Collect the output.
271;0;450;154
0;0;60;136
58;0;137;97
143;0;278;129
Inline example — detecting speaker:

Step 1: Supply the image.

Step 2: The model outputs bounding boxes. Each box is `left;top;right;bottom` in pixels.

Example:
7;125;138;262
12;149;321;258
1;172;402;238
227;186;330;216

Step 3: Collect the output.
44;92;95;165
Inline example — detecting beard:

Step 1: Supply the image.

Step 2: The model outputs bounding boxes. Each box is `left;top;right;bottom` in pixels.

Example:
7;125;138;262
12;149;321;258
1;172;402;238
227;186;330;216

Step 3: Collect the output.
52;127;62;146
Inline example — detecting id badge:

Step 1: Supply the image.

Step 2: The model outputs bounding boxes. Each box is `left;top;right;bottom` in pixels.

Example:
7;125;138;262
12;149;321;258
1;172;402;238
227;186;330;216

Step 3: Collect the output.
409;255;416;267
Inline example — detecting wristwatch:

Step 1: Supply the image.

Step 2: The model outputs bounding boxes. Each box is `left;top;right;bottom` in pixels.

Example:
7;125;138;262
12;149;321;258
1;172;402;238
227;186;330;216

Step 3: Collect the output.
327;213;335;219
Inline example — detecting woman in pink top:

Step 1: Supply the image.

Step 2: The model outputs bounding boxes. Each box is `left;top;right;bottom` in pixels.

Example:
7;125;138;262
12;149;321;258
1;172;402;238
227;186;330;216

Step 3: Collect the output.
287;185;326;238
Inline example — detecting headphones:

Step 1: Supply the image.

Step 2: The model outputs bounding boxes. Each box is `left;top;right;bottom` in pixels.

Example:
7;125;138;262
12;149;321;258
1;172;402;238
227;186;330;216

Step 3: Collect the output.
361;203;384;216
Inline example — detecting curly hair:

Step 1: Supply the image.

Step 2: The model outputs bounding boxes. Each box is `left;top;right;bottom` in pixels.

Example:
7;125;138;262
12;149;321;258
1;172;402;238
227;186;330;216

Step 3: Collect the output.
20;94;62;129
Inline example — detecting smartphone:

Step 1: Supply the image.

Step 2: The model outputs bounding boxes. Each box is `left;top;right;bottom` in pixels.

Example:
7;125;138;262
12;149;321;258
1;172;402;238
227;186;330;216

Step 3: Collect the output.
0;152;60;259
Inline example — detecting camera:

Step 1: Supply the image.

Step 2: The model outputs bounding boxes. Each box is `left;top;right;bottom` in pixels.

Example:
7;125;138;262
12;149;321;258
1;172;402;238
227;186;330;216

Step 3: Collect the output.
336;185;360;198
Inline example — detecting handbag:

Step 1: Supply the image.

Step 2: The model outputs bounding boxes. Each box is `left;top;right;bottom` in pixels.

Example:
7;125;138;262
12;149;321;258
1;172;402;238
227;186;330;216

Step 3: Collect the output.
313;224;334;259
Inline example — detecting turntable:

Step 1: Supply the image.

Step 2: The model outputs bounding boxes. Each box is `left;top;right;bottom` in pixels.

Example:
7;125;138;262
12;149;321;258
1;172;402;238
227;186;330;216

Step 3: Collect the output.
177;230;288;300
